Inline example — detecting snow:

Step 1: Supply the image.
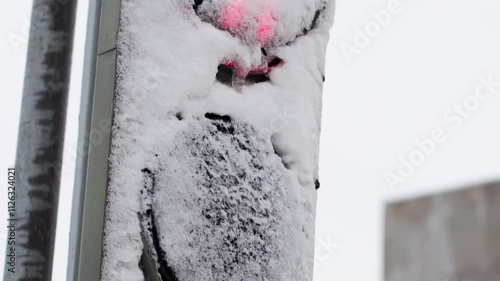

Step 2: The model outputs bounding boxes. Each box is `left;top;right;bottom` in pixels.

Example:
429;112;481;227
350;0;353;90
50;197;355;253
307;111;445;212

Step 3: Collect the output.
101;0;335;280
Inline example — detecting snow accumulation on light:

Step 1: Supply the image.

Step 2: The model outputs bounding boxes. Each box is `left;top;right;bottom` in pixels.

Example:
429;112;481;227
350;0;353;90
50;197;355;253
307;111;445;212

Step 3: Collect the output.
101;0;335;280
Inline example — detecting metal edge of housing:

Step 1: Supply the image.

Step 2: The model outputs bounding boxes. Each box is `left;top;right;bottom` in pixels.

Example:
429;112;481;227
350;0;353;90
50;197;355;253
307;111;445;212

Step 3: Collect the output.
67;0;121;280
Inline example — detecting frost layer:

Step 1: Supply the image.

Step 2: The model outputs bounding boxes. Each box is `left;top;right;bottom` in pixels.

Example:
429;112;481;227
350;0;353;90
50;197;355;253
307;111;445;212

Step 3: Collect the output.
145;117;302;280
101;0;334;280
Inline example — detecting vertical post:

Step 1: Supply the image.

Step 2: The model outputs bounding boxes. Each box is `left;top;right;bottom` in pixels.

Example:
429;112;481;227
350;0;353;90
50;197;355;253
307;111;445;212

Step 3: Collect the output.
4;0;77;280
66;0;102;280
67;0;121;280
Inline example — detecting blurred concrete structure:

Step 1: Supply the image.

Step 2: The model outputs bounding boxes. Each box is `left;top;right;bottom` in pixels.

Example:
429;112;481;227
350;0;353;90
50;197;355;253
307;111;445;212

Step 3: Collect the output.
385;181;500;281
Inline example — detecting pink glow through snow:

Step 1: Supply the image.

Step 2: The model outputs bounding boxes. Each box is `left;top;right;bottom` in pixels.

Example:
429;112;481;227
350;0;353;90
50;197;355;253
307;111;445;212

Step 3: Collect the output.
221;0;275;44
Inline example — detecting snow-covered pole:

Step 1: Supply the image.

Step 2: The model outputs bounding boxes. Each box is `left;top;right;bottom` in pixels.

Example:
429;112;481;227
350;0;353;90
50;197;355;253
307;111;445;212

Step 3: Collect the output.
4;0;77;280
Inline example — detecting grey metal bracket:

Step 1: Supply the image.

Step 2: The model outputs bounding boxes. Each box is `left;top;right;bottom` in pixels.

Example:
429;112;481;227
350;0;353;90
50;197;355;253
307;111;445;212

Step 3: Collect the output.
67;0;122;280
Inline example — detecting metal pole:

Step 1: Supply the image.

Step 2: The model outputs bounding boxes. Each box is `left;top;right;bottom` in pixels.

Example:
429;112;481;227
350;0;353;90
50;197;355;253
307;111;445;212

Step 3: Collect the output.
4;0;77;280
67;0;121;280
66;0;102;279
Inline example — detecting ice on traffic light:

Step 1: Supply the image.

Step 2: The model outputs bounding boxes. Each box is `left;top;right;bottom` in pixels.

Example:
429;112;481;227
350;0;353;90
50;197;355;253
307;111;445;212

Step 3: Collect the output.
101;0;335;280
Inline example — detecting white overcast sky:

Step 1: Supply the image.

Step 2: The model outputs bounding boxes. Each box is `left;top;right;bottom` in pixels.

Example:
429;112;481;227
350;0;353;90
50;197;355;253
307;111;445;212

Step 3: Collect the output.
1;0;500;280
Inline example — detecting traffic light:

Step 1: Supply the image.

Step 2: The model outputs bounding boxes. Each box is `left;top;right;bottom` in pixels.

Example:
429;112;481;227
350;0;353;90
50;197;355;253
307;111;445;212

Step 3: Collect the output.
69;0;334;280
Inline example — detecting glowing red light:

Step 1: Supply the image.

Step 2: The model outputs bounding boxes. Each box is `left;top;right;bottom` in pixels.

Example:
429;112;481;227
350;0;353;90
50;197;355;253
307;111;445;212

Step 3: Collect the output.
221;0;246;30
221;0;275;44
256;4;274;44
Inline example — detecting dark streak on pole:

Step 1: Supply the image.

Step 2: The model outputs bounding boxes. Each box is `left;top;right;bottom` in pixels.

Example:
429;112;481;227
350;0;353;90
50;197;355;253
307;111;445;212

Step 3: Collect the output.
4;0;77;280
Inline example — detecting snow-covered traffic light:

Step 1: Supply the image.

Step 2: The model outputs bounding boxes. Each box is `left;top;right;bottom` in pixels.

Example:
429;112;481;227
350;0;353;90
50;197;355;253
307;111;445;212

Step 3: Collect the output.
69;0;334;280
